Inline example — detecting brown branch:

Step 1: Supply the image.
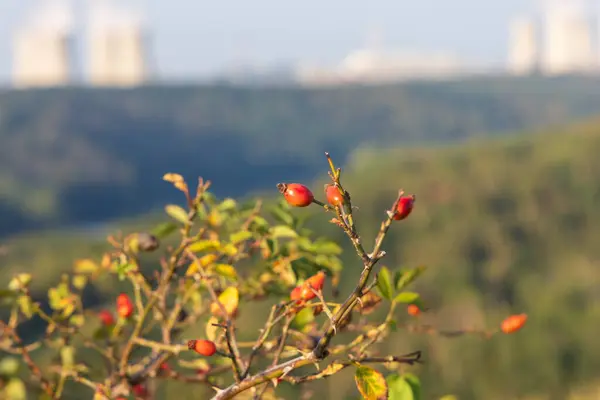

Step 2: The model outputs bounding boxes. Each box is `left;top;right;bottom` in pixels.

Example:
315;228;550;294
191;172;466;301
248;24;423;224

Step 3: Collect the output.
282;351;423;384
312;189;405;358
0;321;54;396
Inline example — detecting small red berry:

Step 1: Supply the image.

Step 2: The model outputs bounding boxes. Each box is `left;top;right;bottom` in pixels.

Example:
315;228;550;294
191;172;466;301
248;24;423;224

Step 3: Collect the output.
160;362;171;373
116;293;134;319
277;183;314;207
132;384;148;397
407;304;421;316
393;195;415;221
290;286;303;302
188;339;217;356
98;310;115;326
325;184;344;206
290;271;326;303
501;314;528;334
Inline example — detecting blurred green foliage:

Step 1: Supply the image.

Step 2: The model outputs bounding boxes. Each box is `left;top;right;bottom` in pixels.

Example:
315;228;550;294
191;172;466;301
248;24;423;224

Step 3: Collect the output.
4;76;600;237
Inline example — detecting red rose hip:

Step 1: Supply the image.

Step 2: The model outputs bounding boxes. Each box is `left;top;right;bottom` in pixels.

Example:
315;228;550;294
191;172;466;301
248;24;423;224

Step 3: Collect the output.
98;310;115;326
277;183;314;207
290;271;326;303
501;314;527;334
393;195;415;221
325;184;344;206
407;304;421;316
188;339;217;356
116;293;134;319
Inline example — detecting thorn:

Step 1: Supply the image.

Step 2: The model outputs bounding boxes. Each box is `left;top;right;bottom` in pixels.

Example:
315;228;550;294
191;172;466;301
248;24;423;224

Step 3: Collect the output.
356;296;364;308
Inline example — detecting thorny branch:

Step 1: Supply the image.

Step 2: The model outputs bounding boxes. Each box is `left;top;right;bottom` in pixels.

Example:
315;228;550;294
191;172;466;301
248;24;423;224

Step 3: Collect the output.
1;159;432;400
211;153;416;400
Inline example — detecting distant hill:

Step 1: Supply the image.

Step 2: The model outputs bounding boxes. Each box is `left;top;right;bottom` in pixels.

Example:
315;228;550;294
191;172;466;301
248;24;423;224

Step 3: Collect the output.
3;76;600;237
3;117;600;399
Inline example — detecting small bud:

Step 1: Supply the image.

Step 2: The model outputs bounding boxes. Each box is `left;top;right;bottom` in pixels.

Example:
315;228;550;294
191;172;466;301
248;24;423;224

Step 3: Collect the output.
137;233;160;252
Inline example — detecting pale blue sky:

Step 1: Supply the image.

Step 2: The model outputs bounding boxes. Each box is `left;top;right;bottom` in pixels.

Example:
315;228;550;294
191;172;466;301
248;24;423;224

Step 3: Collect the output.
0;0;535;83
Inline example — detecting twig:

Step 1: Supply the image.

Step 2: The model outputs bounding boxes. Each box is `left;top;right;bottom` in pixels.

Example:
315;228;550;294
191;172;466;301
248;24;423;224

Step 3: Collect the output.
0;321;54;396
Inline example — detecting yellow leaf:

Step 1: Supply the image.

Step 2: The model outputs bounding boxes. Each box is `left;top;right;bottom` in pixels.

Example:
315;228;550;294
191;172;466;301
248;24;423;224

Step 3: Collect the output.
221;244;238;256
185;254;218;276
206;316;220;341
188;240;221;253
208;210;223;227
163;173;184;183
174;180;188;192
322;362;345;377
214;264;238;281
214;287;239;317
8;274;32;291
354;366;388;400
74;259;98;274
165;204;189;224
72;275;88;290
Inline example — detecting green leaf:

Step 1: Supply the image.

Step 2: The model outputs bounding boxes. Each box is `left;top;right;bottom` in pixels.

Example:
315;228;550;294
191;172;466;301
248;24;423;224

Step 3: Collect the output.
217;198;237;212
214;264;238;281
394;291;420;304
116;263;136;281
165;204;189;224
4;378;26;400
354;366;388;400
70;314;85;327
270;206;295;226
387;373;416;400
151;222;178;239
263;238;277;258
439;396;458;400
60;346;75;370
250;216;270;234
402;373;422;400
312;239;343;256
395;266;427;291
188;240;221;253
291;307;315;332
271;225;298;239
376;267;394;300
17;296;34;319
8;274;32;291
230;230;253;245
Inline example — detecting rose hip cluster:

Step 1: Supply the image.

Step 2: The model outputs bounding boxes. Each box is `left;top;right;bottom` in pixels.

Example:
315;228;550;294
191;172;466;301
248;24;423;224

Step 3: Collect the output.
277;182;416;220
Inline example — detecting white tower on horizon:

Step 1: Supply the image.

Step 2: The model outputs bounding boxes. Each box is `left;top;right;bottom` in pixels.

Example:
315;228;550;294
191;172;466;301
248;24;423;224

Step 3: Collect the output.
541;0;596;74
86;0;150;86
12;0;75;88
508;16;539;75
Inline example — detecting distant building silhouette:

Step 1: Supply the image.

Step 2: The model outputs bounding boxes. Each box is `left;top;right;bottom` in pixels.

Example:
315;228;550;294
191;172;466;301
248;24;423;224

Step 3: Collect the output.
87;23;150;86
12;0;152;88
12;0;74;88
508;17;539;75
508;1;599;76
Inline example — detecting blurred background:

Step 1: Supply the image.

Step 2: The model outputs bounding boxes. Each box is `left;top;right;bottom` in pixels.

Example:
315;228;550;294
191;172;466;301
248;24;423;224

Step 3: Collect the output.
2;0;600;399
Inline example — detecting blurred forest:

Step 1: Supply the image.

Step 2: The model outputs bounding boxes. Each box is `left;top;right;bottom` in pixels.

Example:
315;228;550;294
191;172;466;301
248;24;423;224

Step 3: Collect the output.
2;103;600;399
4;76;600;238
